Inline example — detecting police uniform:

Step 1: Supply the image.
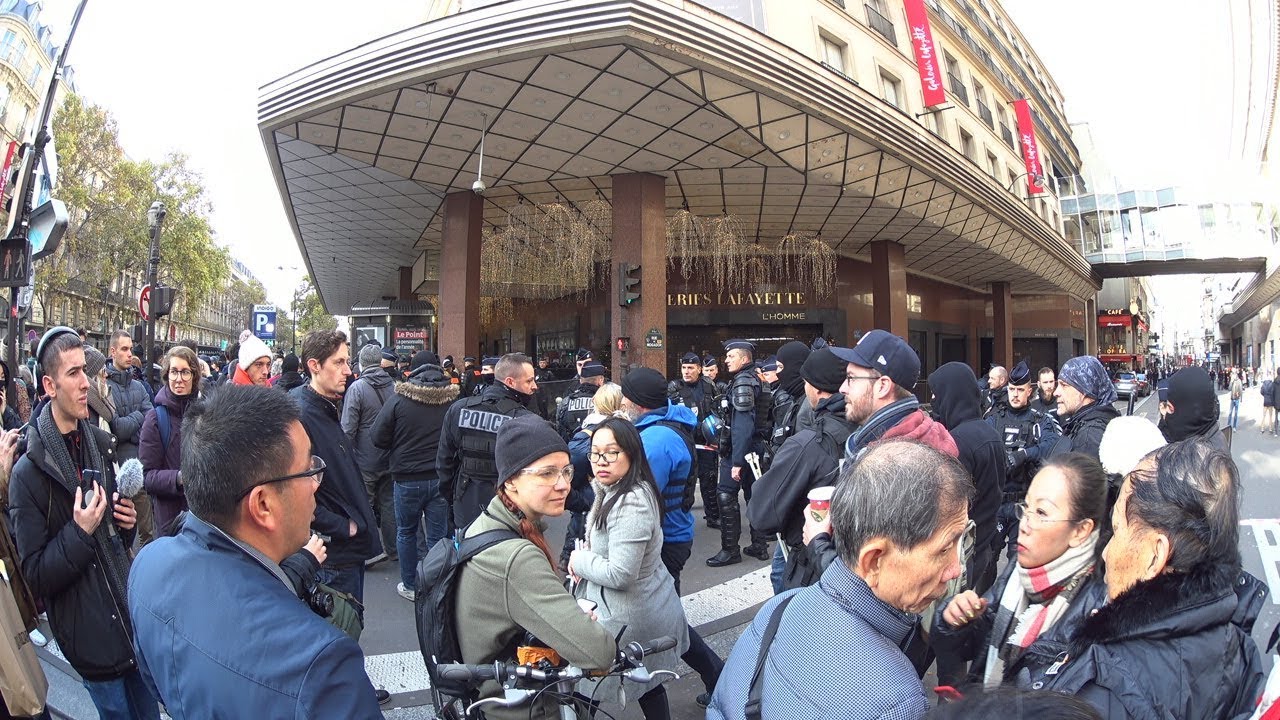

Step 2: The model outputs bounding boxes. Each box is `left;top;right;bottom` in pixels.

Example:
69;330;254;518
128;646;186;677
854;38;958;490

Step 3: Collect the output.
707;340;772;567
669;352;722;528
557;362;605;440
437;381;535;528
985;362;1061;559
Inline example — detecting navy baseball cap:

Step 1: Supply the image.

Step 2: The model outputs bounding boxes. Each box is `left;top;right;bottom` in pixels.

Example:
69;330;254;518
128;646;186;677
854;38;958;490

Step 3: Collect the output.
830;330;920;389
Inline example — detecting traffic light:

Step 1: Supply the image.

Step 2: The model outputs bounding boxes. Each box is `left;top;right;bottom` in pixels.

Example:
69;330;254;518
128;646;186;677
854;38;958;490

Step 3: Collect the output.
618;262;640;307
152;286;176;317
130;323;144;345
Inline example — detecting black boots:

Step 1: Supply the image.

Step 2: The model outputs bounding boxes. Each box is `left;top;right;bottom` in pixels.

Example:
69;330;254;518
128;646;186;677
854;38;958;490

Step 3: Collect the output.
744;530;770;561
702;477;720;529
706;492;742;567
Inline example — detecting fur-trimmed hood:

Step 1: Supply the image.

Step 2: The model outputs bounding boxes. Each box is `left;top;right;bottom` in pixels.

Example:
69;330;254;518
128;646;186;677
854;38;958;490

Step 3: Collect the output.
396;363;459;406
1070;560;1246;657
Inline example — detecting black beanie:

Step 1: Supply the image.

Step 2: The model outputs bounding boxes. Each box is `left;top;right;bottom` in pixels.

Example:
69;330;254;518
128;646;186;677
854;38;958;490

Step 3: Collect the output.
776;340;811;397
495;415;569;482
411;350;440;371
801;347;846;394
621;367;668;410
282;353;300;374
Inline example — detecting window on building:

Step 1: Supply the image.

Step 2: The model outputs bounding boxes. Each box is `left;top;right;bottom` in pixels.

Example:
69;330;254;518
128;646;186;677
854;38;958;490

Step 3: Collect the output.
879;69;902;109
974;79;993;128
820;34;847;75
0;31;14;61
922;111;945;139
1008;168;1019;194
958;126;975;161
15;103;29;138
944;53;967;105
0;83;10;124
26;63;39;87
986;151;998;178
996;104;1014;150
865;0;897;46
15;40;26;65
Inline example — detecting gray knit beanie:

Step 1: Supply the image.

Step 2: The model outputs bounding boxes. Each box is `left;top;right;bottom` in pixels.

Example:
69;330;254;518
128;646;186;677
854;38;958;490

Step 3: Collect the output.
358;342;383;370
495;414;569;482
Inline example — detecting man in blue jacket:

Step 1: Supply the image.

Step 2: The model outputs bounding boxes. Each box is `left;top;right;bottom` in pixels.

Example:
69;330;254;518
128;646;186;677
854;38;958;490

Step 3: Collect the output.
129;384;383;719
620;367;724;708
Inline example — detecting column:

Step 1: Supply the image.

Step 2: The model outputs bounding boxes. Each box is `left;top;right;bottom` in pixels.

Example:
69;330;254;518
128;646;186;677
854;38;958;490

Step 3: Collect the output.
398;266;413;300
610;173;666;378
1085;296;1098;356
991;281;1012;369
870;240;908;338
438;191;482;362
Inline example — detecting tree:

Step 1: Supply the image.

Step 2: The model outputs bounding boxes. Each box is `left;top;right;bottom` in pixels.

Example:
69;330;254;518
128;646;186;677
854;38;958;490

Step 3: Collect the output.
293;275;337;338
149;152;230;325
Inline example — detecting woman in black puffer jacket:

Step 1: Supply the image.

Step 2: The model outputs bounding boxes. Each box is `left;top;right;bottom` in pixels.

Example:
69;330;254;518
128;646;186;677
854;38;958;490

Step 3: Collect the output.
1029;439;1266;718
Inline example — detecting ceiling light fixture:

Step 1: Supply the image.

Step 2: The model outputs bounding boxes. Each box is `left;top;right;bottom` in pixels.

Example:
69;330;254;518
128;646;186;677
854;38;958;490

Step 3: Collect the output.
608;88;622;96
556;71;571;80
778;130;791;140
473;111;490;195
656;104;671;113
699;121;713;130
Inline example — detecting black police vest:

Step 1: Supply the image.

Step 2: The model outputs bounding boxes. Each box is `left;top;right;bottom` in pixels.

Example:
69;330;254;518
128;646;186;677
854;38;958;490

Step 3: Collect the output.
557;384;598;440
769;387;801;451
456;394;526;492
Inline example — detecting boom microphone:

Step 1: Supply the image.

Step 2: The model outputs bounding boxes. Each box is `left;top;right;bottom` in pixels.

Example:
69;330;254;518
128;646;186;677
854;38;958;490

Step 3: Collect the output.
116;458;145;499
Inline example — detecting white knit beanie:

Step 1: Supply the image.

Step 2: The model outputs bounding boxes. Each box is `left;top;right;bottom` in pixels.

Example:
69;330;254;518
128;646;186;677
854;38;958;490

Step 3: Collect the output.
238;336;272;371
1098;416;1167;477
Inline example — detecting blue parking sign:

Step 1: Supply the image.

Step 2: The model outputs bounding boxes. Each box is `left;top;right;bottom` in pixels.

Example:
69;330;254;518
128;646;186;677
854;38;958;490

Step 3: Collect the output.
253;304;277;341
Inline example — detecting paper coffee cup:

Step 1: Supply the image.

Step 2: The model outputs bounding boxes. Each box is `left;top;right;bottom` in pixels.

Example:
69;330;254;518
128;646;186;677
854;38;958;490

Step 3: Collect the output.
807;486;835;523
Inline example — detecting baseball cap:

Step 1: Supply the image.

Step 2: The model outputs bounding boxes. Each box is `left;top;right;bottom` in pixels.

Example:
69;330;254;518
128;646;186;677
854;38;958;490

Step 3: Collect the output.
829;330;920;389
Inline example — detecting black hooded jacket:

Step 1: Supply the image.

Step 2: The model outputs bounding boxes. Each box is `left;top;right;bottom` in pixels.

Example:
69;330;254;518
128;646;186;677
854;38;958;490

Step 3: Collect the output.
1157;367;1226;450
1048;402;1120;460
372;364;461;480
1032;562;1266;719
928;362;1005;559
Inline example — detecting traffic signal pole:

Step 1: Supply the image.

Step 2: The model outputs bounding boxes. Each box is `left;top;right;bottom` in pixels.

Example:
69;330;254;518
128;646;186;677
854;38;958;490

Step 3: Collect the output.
144;202;166;388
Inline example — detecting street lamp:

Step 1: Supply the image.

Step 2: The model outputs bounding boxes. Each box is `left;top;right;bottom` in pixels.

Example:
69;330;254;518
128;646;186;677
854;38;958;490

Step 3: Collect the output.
277;264;301;353
145;201;166;388
1006;171;1047;195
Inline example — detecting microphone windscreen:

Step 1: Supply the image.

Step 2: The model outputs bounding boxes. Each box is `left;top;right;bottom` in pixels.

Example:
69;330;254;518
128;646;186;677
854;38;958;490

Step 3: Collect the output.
116;458;145;498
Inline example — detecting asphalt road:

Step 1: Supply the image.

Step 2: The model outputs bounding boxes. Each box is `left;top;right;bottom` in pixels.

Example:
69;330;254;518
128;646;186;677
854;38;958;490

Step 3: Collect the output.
37;384;1279;719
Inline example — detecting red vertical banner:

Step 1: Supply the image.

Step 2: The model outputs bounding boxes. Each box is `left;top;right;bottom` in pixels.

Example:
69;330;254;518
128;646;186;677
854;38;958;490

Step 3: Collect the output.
1012;99;1044;195
903;0;946;107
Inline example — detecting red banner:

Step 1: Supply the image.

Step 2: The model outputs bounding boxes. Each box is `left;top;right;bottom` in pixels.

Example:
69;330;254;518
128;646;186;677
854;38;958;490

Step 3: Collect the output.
1012;99;1044;195
903;0;946;107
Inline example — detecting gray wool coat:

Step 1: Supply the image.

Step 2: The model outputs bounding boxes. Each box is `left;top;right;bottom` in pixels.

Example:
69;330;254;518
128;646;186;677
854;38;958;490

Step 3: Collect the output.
573;481;690;698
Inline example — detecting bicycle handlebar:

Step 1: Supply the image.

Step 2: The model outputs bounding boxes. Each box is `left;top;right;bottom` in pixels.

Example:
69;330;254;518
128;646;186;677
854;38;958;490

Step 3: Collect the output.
434;635;677;689
620;636;676;665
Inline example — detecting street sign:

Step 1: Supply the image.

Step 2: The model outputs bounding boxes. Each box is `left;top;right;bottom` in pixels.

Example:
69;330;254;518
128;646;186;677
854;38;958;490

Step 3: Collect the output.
644;328;664;349
253;304;277;341
138;284;151;321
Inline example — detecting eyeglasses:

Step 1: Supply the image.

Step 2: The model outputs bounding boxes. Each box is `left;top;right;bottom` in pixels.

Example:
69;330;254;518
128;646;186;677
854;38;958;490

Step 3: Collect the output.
519;465;574;487
588;450;622;464
842;375;881;386
169;369;194;380
236;455;326;501
1014;502;1074;529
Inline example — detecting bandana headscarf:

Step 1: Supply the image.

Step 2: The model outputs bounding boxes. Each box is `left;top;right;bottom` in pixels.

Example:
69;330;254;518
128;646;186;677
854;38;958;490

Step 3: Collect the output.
1058;356;1117;406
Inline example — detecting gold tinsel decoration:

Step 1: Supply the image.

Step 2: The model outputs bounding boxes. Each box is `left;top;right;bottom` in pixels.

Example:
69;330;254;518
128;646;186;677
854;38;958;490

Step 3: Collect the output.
480;200;612;300
776;232;837;298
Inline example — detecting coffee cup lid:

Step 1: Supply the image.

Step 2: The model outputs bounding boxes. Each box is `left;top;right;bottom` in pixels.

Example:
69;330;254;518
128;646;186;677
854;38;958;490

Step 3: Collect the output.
807;486;835;501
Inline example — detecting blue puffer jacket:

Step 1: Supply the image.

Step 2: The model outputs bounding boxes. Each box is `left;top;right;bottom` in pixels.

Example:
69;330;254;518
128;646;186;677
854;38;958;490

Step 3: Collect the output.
634;402;697;543
129;515;382;719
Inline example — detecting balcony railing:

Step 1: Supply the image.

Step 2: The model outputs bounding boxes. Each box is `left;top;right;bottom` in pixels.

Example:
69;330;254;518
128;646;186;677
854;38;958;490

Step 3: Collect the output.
1000;123;1015;151
948;73;968;105
977;101;993;128
865;4;897;46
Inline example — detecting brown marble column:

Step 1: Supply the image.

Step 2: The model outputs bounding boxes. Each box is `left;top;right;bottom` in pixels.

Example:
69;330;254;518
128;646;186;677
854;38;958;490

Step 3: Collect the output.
438;191;482;362
399;266;413;300
1085;296;1098;356
610;173;666;379
991;281;1013;369
870;240;908;338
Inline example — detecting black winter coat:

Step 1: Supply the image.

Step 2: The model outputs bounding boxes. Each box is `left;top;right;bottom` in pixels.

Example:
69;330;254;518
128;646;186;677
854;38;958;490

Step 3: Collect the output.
928;362;1006;559
8;423;137;680
1032;562;1267;719
372;365;459;480
291;385;381;568
1048;401;1119;460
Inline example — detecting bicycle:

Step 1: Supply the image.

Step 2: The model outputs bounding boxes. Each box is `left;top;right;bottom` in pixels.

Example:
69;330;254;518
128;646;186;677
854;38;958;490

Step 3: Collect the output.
431;635;679;720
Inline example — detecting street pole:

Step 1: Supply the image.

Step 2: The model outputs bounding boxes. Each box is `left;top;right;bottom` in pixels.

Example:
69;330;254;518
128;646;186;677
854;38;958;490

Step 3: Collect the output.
292;289;298;354
145;201;166;388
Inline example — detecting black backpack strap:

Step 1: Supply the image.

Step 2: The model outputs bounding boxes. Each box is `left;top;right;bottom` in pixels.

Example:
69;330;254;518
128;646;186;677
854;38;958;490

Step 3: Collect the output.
745;594;796;720
457;528;521;561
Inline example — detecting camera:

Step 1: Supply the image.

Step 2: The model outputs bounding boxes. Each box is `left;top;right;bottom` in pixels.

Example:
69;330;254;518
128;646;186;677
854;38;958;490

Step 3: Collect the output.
300;579;334;618
471;179;487;195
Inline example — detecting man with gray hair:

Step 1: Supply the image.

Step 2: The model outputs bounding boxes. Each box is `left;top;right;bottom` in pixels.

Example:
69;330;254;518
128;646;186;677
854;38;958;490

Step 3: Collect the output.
708;440;973;720
437;352;538;528
343;342;398;566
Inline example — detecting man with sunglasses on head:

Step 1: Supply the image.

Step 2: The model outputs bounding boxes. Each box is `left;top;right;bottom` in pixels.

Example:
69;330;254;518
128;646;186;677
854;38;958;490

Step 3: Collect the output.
129;384;383;719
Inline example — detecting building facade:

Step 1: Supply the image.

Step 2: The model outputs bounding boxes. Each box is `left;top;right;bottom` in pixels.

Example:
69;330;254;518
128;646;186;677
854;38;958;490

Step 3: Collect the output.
261;0;1099;382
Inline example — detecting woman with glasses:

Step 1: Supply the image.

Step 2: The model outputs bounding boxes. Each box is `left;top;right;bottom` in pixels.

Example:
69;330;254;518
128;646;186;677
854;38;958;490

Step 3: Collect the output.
932;452;1108;688
455;414;617;720
568;417;689;720
139;346;202;533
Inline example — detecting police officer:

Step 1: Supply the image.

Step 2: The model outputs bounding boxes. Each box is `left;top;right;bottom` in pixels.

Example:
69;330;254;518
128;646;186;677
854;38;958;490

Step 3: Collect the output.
461;355;482;395
985;361;1061;559
535;355;556;384
557;361;605;440
470;356;499;396
758;356;779;389
707;339;772;567
668;352;721;529
703;354;726;394
573;347;595;379
765;342;811;466
437;352;538;528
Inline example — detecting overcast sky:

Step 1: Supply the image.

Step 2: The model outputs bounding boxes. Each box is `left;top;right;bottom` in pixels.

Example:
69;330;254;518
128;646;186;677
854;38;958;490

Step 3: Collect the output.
38;0;1261;316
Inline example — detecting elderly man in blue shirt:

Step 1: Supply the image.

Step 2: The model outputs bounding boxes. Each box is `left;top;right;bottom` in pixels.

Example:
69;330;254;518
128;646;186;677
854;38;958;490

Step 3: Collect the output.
709;439;974;720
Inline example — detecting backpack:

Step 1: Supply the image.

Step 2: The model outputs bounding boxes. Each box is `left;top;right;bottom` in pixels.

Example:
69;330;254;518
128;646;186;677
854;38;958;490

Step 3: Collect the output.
656;419;698;512
155;405;172;454
415;527;520;706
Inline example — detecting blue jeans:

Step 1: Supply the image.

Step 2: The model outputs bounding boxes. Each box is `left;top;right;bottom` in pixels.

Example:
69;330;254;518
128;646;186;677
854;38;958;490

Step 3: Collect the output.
395;478;449;589
1229;398;1240;428
316;564;366;609
82;669;160;720
770;544;786;595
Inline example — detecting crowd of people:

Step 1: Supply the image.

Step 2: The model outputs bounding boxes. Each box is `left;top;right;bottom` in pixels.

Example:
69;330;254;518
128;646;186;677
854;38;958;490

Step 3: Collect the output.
0;321;1269;720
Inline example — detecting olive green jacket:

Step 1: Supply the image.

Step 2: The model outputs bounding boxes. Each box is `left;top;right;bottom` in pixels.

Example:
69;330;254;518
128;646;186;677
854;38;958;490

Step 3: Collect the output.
456;496;617;720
